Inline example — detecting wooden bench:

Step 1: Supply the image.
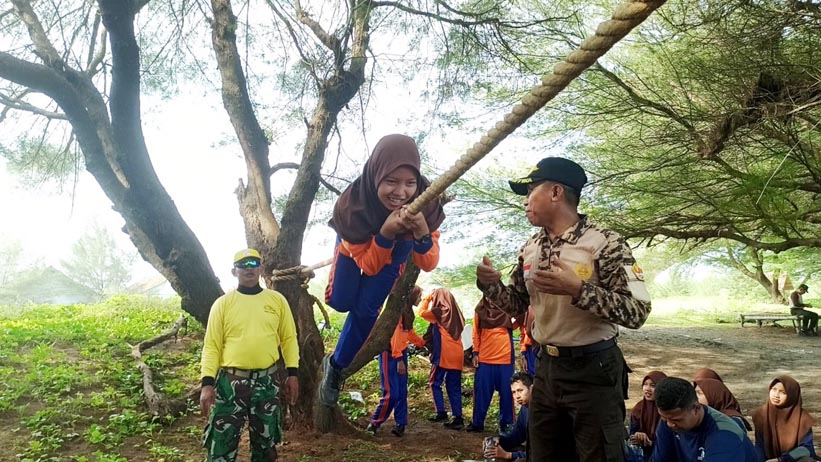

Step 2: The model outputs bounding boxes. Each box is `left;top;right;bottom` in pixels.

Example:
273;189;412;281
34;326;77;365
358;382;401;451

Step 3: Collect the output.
739;313;803;333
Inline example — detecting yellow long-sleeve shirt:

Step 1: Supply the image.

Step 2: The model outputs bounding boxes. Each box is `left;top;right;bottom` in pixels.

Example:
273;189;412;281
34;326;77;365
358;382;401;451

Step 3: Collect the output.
201;289;299;379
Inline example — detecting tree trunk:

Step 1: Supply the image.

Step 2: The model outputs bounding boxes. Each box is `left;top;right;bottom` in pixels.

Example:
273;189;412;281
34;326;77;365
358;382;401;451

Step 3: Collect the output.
725;247;786;304
1;0;223;325
207;0;373;429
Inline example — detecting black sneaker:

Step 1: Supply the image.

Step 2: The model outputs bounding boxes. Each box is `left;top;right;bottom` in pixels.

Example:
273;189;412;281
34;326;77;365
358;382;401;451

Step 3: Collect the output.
366;423;378;435
427;412;448;422
391;424;405;437
444;416;464;430
319;354;343;407
465;423;484;432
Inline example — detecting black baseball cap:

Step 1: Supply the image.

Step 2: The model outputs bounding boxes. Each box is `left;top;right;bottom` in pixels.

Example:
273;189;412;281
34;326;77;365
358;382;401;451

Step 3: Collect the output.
509;157;588;196
799;284;809;291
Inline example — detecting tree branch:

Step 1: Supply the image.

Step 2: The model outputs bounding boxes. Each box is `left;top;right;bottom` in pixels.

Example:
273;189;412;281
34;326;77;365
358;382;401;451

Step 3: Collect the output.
11;0;66;69
270;161;341;195
627;226;821;253
594;63;704;151
294;0;341;55
0;91;67;120
369;0;563;28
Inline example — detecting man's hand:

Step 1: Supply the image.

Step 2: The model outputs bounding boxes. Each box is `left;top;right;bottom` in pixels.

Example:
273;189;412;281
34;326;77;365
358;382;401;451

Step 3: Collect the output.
486;443;512;460
283;376;299;405
472;355;479;368
477;256;502;286
200;385;216;417
397;361;407;375
528;257;582;298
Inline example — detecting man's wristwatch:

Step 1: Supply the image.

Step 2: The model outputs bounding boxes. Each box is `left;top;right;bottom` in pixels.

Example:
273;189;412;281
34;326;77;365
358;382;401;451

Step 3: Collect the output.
415;233;432;245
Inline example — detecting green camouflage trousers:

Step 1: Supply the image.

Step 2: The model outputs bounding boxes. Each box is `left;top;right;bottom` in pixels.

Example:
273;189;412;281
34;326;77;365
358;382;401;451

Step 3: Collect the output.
203;370;282;462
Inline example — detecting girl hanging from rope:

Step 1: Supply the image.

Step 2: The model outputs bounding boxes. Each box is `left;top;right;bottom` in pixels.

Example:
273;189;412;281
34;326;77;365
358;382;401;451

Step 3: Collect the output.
320;134;445;407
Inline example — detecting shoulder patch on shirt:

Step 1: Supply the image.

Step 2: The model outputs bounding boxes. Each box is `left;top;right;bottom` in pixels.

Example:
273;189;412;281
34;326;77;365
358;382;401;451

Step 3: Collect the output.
623;265;651;302
631;263;645;281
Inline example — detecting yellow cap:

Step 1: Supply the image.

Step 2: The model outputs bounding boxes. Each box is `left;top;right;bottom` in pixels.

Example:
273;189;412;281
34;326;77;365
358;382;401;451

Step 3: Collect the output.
233;248;261;263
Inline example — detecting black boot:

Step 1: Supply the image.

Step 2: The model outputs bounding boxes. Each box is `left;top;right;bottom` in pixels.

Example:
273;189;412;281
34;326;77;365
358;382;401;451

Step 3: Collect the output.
444;416;464;430
391;424;405;437
428;412;448;422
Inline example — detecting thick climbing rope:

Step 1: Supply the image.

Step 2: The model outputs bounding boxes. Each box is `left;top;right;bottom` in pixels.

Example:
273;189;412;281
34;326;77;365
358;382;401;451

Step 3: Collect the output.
274;0;666;278
406;0;666;214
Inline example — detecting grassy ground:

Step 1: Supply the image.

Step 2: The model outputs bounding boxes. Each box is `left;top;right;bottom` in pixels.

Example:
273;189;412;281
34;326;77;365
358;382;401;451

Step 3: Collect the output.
0;294;812;462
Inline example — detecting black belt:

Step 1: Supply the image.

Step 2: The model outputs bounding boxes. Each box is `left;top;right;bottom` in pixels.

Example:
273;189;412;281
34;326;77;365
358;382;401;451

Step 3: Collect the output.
540;337;617;358
222;364;277;379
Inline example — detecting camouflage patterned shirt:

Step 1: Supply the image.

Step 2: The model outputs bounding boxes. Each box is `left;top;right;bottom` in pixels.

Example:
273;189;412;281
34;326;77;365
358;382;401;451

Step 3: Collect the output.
482;215;651;346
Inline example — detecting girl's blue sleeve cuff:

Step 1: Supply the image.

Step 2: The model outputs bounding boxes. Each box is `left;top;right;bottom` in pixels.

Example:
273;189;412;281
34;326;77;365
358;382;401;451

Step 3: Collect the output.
375;233;394;248
413;238;433;254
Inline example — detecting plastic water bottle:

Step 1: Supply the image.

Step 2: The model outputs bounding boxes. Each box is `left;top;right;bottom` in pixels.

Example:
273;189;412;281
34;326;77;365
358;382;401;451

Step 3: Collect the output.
483;437;496;462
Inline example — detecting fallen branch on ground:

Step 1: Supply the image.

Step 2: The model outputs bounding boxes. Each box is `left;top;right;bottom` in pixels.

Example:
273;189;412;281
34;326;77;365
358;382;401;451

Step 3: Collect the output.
129;315;189;421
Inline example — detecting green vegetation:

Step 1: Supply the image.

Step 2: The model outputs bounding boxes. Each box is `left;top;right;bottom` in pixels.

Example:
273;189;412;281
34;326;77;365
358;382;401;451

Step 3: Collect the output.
0;296;203;462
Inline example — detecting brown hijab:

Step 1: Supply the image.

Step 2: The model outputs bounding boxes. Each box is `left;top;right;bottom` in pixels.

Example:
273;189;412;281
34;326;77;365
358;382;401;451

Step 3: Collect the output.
630;371;667;439
753;376;816;459
428;288;465;340
401;285;422;330
330;134;446;244
475;295;513;330
693;368;723;382
694;378;745;418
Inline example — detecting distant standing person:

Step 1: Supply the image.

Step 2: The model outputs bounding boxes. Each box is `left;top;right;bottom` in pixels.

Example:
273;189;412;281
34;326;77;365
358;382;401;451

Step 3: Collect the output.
366;286;426;437
651;377;758;462
467;295;517;433
419;287;466;430
476;157;652;461
789;284;818;336
200;249;299;462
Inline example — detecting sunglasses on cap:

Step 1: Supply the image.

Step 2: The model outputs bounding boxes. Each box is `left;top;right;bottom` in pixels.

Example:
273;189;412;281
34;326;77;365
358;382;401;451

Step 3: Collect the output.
234;259;261;269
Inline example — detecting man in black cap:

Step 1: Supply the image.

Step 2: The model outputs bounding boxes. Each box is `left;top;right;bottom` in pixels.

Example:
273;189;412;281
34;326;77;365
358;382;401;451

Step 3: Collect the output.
476;157;652;462
789;283;817;335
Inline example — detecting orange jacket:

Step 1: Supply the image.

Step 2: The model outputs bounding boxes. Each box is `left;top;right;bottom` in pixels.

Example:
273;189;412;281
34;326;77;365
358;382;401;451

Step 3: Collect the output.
474;321;519;365
390;320;425;358
338;231;441;276
419;295;464;370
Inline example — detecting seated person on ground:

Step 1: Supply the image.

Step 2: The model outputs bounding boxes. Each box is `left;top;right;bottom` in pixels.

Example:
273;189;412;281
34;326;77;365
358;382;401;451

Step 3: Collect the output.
752;375;817;462
693;368;724;382
694;378;752;431
651;377;758;462
483;371;532;461
629;370;668;461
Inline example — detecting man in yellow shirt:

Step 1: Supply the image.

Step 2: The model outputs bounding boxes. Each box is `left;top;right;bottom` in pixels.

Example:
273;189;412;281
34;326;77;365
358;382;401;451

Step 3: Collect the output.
200;249;299;462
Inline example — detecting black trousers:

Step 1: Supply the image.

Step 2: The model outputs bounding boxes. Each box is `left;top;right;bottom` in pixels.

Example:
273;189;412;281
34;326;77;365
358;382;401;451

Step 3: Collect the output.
528;345;627;462
791;308;819;332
